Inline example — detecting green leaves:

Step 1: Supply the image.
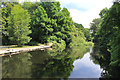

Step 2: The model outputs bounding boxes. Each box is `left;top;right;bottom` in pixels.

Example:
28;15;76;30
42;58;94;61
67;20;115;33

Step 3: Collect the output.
31;5;52;43
8;5;31;46
94;2;120;68
1;1;91;53
30;2;75;47
90;18;101;39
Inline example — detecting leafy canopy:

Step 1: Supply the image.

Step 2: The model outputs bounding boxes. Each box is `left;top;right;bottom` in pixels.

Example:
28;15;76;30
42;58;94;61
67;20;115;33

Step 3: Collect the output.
8;5;31;46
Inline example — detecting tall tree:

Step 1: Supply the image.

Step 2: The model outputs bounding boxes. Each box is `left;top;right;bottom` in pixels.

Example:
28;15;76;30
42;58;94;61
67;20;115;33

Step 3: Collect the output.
55;8;75;45
41;2;61;19
82;28;91;41
31;2;75;46
94;1;120;71
22;2;41;15
8;5;31;46
90;18;101;39
74;23;91;41
1;2;13;45
1;2;20;45
31;5;52;43
107;2;120;68
99;8;109;18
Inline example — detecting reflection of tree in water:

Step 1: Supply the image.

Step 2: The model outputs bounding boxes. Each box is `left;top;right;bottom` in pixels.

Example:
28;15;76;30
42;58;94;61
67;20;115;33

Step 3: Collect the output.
90;44;120;78
30;50;75;79
2;53;32;78
2;45;90;79
30;45;90;79
30;43;90;79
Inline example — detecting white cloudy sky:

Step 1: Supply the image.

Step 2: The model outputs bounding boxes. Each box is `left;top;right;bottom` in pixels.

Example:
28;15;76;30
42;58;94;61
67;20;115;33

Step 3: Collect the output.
19;0;113;28
56;0;113;28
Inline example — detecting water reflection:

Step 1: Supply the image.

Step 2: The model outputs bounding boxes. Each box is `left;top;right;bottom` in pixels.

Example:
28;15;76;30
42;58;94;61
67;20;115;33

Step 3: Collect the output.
2;50;75;79
90;44;120;78
30;51;74;78
2;53;32;78
2;47;103;79
69;52;102;78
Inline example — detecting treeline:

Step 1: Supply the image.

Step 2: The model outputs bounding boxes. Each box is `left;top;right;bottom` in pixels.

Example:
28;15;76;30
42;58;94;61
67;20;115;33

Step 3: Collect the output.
1;1;92;51
90;1;120;77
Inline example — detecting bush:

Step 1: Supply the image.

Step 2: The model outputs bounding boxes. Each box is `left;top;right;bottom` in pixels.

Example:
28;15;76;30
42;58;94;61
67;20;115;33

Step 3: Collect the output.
29;41;38;46
52;40;66;52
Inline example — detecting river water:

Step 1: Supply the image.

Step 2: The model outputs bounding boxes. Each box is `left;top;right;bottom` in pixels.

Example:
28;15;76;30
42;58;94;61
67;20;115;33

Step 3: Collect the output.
69;52;102;78
2;48;103;78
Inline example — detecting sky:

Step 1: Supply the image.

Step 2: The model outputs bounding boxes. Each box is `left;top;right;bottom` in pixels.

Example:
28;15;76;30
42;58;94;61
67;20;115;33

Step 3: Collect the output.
19;0;113;28
56;0;113;28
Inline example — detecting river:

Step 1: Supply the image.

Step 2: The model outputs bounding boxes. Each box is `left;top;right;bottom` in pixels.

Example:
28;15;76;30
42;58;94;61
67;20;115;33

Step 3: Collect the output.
69;51;102;78
2;48;103;79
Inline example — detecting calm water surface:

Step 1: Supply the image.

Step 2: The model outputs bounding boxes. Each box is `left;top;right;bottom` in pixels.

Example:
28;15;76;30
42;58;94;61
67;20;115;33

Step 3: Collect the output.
2;48;103;78
69;52;102;78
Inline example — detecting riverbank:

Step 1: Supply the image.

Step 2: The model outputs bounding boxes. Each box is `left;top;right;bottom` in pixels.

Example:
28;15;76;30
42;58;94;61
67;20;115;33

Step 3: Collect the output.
0;43;53;57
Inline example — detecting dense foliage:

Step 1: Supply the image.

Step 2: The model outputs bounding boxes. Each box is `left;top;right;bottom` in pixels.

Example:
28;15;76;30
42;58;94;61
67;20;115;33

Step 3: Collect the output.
8;5;31;46
1;2;14;45
74;23;91;41
1;1;92;51
90;18;101;40
91;1;120;78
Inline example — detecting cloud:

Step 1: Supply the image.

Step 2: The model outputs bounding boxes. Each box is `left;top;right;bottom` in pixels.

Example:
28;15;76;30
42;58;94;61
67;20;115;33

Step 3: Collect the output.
57;0;113;28
68;9;93;28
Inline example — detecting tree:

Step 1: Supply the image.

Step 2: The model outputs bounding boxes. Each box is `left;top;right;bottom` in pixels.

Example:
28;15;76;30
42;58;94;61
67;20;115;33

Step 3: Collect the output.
41;2;61;19
31;5;52;43
8;5;31;46
73;23;84;30
99;8;109;18
55;8;75;45
83;28;91;41
31;2;75;46
1;2;13;45
90;18;101;39
107;2;120;68
74;23;91;41
93;2;120;76
22;2;41;15
1;2;20;45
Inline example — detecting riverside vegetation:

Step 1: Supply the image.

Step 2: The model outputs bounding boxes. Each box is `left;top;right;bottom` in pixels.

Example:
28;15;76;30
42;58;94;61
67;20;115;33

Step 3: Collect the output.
1;0;120;79
1;1;93;55
1;1;94;78
90;1;120;78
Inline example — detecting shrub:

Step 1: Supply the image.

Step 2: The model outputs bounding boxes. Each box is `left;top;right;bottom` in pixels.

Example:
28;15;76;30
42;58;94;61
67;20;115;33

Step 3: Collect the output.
29;41;38;46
